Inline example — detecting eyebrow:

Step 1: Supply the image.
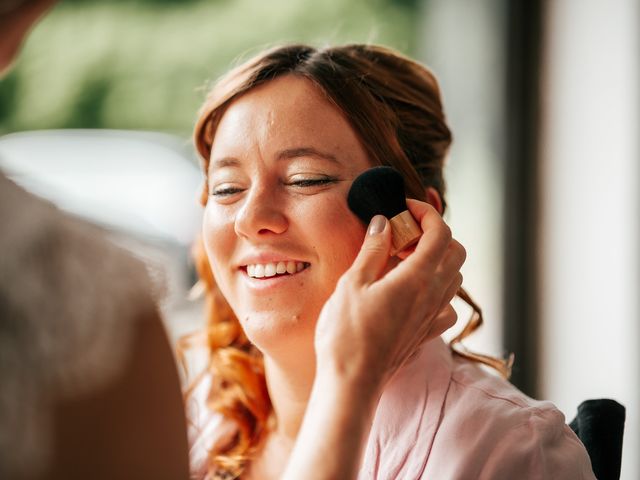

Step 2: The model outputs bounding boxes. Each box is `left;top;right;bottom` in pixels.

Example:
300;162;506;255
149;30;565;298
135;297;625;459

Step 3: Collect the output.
276;147;340;164
211;157;241;169
210;146;340;170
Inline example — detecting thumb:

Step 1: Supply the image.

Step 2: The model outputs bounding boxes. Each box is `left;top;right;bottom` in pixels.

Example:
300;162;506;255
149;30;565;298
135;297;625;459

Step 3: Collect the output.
350;215;392;285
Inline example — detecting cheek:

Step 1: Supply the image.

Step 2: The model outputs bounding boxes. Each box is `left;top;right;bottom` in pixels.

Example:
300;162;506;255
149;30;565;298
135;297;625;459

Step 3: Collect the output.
202;204;235;279
312;199;367;275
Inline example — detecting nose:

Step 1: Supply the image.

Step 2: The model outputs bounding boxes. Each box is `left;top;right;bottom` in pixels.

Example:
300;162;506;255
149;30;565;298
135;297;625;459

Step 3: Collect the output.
234;183;288;239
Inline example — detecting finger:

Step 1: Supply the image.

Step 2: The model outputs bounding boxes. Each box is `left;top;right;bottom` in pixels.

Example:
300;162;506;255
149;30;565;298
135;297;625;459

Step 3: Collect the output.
401;199;452;273
432;240;466;298
405;198;435;225
384;219;452;289
405;198;448;239
424;304;457;340
349;215;392;285
395;199;447;261
442;238;467;273
383;235;464;326
437;272;463;314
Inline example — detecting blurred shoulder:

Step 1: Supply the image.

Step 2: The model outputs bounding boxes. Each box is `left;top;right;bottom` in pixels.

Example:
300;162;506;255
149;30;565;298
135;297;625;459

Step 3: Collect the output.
0;172;190;478
0;171;151;295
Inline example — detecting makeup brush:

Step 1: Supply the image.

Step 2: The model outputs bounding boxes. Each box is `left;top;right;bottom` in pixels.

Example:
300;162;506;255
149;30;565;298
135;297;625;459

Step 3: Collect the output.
347;166;422;256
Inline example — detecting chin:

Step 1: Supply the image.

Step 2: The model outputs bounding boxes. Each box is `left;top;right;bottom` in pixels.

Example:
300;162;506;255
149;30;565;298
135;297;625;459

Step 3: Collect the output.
238;310;316;356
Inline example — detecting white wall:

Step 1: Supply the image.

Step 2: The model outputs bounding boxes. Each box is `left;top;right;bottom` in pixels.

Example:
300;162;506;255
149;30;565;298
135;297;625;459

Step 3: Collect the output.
539;1;639;478
417;0;506;357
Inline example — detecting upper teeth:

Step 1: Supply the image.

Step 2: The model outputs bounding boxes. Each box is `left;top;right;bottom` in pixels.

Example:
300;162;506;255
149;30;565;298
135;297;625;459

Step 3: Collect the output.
247;261;307;278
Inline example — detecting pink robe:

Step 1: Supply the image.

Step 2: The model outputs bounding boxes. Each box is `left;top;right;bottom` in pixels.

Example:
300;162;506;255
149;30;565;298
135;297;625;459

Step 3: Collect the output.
189;337;596;479
358;337;595;479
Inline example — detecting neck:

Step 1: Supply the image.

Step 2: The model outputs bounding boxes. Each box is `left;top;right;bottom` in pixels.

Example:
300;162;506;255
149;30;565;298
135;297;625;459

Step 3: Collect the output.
263;348;316;441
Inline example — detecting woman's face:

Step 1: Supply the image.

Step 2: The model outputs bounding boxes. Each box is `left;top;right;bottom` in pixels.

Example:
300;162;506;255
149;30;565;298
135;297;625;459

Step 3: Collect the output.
202;75;373;353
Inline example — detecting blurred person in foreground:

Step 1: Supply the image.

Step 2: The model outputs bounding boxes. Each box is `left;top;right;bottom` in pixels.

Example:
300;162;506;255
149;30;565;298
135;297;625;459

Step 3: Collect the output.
0;1;189;479
184;45;596;479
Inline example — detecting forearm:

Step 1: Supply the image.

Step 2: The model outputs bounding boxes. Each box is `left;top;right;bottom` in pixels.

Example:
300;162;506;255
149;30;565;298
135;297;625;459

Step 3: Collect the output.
281;368;381;480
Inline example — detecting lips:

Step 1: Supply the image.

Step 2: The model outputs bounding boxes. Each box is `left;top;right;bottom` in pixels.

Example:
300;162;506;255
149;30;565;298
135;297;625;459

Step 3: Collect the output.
245;261;310;278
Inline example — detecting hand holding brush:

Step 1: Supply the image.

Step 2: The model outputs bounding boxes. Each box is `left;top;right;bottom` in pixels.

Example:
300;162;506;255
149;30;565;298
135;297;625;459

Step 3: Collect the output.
347;166;422;256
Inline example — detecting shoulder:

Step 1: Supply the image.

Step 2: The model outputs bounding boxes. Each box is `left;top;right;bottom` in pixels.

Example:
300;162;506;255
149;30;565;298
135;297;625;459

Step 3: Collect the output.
426;356;595;479
0;171;156;392
0;173;190;479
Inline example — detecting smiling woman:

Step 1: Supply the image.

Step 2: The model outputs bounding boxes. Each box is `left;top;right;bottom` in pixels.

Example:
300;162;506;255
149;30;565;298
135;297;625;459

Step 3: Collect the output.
182;44;595;480
204;76;374;359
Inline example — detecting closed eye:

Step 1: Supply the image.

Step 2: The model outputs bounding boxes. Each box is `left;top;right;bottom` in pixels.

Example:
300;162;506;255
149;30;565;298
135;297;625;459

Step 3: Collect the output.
288;177;338;187
210;177;338;198
210;186;244;197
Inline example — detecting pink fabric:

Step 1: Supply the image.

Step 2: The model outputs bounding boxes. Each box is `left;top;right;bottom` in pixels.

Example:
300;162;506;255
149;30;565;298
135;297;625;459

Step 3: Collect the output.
189;337;596;479
358;337;596;480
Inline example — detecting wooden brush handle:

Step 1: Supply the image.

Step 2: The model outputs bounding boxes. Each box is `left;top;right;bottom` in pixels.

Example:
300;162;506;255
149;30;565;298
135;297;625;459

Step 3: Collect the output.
389;210;422;256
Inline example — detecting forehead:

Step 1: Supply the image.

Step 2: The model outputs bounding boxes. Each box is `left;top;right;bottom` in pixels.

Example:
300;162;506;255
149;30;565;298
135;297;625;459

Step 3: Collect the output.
210;75;367;162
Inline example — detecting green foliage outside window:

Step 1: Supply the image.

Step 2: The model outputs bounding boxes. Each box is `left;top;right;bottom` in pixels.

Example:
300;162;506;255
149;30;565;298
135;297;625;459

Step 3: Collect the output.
0;0;417;136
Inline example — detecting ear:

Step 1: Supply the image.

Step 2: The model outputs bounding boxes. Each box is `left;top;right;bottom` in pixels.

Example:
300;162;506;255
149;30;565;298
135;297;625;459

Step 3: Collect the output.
424;187;444;215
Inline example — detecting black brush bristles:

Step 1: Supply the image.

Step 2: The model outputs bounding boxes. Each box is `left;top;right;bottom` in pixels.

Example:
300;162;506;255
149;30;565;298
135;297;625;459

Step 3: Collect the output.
347;166;408;224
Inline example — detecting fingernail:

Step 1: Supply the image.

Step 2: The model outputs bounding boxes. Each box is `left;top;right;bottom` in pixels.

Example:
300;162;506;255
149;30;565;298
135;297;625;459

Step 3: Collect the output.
368;215;386;236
